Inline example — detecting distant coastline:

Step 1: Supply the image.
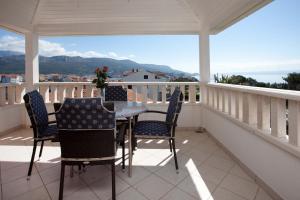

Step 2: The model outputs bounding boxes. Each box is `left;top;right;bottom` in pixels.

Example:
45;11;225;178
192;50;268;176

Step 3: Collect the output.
211;70;300;83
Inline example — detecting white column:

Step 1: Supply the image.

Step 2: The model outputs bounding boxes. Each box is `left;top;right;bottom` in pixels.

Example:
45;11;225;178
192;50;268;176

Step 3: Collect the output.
199;32;210;82
25;32;39;91
199;32;210;104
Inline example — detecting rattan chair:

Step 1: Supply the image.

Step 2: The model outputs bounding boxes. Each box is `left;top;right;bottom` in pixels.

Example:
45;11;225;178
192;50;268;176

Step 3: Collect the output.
132;87;183;171
23;90;58;179
56;98;118;200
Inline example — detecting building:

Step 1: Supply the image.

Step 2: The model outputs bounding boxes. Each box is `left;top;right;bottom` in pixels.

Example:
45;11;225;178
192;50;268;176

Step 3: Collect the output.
122;69;168;82
0;74;23;83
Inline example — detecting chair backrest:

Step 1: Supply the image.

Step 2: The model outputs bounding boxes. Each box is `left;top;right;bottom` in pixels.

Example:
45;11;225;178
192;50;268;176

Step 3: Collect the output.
105;86;127;101
23;90;49;138
165;87;183;127
56;98;116;160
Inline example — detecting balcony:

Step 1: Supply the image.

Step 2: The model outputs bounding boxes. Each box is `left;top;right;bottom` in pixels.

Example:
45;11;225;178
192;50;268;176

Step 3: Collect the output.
1;0;300;199
1;81;300;200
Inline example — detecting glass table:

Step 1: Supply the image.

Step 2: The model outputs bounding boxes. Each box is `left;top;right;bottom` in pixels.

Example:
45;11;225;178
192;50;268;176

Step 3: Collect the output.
113;101;147;177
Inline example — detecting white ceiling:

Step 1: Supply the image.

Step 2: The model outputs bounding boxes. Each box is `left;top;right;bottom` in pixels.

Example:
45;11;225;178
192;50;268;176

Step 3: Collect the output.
0;0;272;36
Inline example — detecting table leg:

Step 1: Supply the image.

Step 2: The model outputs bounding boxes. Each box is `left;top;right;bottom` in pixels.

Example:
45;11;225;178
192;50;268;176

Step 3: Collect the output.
128;117;132;177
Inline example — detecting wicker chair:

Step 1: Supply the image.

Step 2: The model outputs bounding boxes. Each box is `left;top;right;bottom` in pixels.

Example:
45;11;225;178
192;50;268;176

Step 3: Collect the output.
23;90;58;179
132;87;183;171
56;98;118;200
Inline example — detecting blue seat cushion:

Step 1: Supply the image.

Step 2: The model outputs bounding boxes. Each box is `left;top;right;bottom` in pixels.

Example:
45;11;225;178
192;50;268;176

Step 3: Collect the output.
39;124;58;138
133;121;170;137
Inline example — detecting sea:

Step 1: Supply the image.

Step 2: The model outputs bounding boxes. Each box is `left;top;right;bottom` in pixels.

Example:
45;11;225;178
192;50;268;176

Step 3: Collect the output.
205;70;300;83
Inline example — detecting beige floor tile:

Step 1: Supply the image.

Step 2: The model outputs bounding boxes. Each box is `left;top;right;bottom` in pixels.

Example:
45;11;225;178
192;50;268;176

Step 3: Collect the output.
220;174;258;200
117;187;148;200
11;186;50;200
64;187;99;200
230;165;255;183
190;141;220;155
134;174;173;200
90;175;129;200
161;187;197;200
184;149;213;165
134;155;167;172
255;188;273;200
177;176;216;200
45;175;87;200
117;166;151;186
210;187;247;200
39;164;61;184
203;155;235;172
80;165;110;185
196;164;227;185
212;149;232;161
2;173;44;200
1;163;37;184
155;163;188;185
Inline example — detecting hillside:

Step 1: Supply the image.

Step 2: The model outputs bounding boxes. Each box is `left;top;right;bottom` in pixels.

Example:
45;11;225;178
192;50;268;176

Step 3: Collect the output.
0;51;189;77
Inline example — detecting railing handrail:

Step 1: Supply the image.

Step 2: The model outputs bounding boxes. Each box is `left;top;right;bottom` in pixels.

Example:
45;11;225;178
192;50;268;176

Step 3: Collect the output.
207;82;300;101
0;82;23;88
36;81;199;86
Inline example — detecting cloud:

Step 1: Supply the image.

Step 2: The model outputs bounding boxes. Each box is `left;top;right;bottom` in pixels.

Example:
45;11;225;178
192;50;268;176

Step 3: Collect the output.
0;35;134;60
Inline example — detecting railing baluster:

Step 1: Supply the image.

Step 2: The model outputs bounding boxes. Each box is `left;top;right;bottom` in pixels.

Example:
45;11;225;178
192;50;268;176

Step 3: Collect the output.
189;85;196;103
180;85;185;102
242;93;257;126
57;85;66;102
161;85;166;103
288;100;300;146
151;85;158;103
257;95;270;131
229;91;235;117
15;85;25;104
0;86;6;106
85;85;93;97
50;85;58;103
215;88;219;109
235;92;242;120
142;85;147;103
7;86;15;105
39;85;49;103
271;98;286;137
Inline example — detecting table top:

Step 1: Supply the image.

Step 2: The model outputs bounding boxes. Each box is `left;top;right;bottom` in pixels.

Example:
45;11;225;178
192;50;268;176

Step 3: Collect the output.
112;101;147;118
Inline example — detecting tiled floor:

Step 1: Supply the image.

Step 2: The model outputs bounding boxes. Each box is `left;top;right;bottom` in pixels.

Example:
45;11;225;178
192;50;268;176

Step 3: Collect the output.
0;128;274;200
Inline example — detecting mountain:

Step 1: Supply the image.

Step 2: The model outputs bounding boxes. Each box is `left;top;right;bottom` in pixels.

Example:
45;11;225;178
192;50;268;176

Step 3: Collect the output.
0;50;23;57
0;51;189;77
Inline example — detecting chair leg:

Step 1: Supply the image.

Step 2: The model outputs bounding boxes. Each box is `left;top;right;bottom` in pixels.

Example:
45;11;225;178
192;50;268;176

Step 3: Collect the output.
171;138;179;172
39;140;44;158
59;163;66;200
122;140;125;170
27;140;37;179
111;161;116;200
168;139;172;153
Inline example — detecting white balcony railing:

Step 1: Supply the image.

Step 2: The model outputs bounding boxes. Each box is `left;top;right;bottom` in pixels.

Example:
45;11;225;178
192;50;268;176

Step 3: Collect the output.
203;83;300;158
1;81;300;158
0;83;25;106
35;82;200;104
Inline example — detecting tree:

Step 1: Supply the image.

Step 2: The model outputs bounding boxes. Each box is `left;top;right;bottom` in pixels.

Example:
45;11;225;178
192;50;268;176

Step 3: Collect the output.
283;73;300;91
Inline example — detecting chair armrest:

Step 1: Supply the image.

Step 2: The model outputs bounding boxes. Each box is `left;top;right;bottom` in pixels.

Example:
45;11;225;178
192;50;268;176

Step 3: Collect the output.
48;120;56;124
30;121;56;128
48;112;56;115
144;110;167;115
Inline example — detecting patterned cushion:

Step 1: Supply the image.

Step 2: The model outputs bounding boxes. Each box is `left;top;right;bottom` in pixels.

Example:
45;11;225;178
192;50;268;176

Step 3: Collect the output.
165;87;182;124
105;86;127;101
24;90;51;137
56;98;115;129
133;121;170;137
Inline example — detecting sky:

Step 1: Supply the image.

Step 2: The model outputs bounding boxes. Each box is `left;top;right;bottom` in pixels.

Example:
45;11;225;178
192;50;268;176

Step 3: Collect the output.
0;0;299;74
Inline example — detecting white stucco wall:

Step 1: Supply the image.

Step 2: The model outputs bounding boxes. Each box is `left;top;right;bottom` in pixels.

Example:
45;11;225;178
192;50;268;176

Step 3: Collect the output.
202;106;300;200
